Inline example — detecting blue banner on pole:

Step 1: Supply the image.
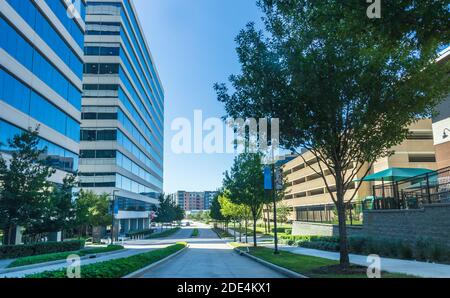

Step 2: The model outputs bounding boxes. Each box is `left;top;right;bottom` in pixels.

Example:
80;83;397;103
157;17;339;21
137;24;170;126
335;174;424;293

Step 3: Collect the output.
264;166;272;190
114;200;119;215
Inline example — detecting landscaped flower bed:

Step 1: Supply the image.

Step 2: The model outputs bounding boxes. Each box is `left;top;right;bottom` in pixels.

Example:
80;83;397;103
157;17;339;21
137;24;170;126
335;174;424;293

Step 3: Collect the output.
280;235;450;264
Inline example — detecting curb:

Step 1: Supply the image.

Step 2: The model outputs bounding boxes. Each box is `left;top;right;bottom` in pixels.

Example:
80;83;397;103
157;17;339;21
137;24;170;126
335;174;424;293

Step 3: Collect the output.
122;244;190;278
233;247;308;279
0;249;128;275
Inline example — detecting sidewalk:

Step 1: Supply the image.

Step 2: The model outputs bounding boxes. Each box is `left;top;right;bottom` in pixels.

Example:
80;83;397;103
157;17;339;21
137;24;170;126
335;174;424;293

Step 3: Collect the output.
265;244;450;278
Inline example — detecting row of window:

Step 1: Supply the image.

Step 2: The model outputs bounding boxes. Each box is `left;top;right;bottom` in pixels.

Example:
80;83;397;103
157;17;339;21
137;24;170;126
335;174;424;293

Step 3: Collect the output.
44;0;85;49
88;2;164;116
117;130;163;176
119;44;163;126
84;45;120;56
82;84;163;155
117;197;155;212
79;127;162;176
80;108;162;167
82;61;163;137
7;0;83;79
1;17;82;110
119;22;164;119
116;151;163;189
1;69;80;143
116;173;160;195
78;147;162;188
0;120;78;172
121;0;165;104
119;68;163;141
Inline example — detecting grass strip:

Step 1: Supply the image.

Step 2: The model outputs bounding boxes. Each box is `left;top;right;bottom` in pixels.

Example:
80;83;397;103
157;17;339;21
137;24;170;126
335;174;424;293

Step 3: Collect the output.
233;244;415;278
25;242;187;278
212;228;233;238
8;245;124;268
146;227;181;239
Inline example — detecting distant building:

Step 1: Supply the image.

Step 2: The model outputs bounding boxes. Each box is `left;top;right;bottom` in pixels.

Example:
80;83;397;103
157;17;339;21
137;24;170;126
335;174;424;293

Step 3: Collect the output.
432;47;450;169
175;191;218;211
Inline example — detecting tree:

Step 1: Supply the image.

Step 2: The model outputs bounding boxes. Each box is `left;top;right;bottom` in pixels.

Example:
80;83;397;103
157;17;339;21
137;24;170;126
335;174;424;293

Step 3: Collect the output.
0;127;55;245
219;190;251;242
154;194;178;229
223;153;265;247
74;190;111;238
215;0;450;267
276;201;292;225
27;174;77;241
174;205;185;222
210;194;225;222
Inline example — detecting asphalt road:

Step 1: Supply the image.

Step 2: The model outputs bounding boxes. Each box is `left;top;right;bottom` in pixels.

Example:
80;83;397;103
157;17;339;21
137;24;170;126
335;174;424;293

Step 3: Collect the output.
138;224;286;278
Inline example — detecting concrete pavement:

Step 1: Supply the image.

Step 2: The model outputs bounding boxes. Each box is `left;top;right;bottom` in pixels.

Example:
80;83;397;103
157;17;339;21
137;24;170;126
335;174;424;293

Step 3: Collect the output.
138;223;286;278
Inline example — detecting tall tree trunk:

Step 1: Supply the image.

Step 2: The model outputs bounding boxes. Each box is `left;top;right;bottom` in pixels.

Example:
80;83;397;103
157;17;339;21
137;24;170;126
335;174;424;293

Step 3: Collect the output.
336;169;350;268
7;224;13;246
253;216;257;247
233;221;236;242
266;206;271;234
263;206;268;234
245;220;248;243
239;221;242;242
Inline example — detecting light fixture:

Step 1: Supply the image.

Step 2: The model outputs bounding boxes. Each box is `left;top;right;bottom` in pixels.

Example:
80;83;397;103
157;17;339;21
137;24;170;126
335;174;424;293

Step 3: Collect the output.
443;128;450;140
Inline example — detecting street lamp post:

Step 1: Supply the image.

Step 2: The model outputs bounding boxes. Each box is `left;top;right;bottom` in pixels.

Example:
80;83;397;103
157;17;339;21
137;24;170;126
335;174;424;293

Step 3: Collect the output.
111;190;119;245
271;159;279;255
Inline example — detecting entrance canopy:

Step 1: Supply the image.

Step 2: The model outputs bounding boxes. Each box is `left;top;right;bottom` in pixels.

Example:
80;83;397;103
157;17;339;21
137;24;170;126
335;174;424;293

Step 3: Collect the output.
355;168;434;182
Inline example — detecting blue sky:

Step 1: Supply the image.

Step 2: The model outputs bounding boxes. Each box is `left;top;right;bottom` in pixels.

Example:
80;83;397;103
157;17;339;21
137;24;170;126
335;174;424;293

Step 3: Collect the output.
133;0;263;194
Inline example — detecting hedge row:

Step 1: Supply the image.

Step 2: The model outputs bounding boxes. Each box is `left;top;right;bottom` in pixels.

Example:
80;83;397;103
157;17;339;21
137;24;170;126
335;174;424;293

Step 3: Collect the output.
0;240;85;259
271;227;292;235
281;235;450;264
26;242;187;278
8;245;123;268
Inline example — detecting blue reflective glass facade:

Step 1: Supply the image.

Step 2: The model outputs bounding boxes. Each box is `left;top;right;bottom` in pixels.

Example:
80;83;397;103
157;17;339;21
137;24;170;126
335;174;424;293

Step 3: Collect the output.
1;0;84;173
80;0;164;215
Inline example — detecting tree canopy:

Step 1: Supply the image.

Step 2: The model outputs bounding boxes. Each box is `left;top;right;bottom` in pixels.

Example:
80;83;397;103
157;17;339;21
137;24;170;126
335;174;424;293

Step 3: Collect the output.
215;0;450;266
223;153;265;246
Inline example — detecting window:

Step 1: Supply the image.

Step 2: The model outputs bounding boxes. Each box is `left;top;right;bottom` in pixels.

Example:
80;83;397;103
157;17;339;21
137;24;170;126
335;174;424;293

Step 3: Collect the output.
84;63;119;75
80;150;116;159
408;155;436;163
407;132;433;140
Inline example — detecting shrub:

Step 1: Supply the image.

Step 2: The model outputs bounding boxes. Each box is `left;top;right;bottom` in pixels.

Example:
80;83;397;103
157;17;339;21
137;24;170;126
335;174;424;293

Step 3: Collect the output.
348;237;367;254
0;240;85;259
285;229;292;235
8;245;124;268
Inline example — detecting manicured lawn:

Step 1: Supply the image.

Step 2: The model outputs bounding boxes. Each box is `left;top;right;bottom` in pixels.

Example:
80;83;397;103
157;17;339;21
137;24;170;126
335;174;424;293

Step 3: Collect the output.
191;229;199;237
26;242;187;278
8;245;124;268
212;228;233;238
233;244;416;278
146;227;180;239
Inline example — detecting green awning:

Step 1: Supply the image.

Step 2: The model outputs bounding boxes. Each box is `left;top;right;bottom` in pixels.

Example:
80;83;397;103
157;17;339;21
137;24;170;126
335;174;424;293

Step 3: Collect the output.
355;168;435;182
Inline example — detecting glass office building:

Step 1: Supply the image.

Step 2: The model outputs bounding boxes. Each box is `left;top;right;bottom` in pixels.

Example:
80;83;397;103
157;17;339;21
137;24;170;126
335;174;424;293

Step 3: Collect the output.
0;0;85;183
80;0;164;234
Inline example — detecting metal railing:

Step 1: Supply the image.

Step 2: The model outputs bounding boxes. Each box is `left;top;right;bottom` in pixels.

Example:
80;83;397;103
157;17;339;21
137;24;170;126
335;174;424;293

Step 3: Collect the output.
295;202;364;226
371;166;450;210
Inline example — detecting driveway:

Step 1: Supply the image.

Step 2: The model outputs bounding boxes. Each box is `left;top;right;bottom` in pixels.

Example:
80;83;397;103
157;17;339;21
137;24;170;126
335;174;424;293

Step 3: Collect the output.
137;224;286;278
